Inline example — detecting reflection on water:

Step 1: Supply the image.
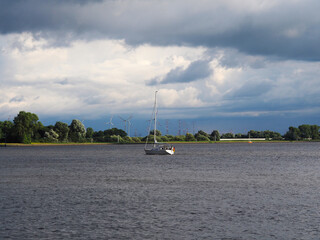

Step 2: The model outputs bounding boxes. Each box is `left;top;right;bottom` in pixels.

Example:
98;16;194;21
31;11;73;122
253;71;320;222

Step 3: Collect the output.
1;143;320;239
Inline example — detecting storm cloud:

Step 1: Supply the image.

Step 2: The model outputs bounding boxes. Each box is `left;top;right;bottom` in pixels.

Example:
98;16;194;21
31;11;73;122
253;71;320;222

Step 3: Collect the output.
1;0;320;61
147;59;212;85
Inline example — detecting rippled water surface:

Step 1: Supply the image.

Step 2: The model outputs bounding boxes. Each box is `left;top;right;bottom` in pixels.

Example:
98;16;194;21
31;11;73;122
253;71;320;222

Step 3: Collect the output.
1;143;320;239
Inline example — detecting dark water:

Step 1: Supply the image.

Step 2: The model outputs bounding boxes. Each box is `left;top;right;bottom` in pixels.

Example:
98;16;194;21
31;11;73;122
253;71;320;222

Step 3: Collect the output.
1;143;320;239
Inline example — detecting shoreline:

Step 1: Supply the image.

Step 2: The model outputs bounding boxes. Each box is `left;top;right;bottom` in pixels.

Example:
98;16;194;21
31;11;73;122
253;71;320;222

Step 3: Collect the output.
1;140;318;147
0;142;114;147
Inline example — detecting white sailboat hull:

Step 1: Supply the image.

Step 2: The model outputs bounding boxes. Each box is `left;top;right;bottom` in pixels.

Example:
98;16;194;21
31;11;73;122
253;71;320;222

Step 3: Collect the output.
144;145;175;155
145;148;174;155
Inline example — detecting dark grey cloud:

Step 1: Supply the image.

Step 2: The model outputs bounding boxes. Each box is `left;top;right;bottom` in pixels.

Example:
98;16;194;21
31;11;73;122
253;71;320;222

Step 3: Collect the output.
225;80;275;100
1;0;319;61
219;72;320;115
0;1;87;34
147;59;212;85
216;48;268;69
220;95;320;115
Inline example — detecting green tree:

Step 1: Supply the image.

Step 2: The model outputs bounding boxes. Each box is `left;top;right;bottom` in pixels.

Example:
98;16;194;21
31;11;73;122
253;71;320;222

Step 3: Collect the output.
1;121;14;143
221;133;234;139
298;125;312;139
194;130;210;141
104;128;127;138
248;130;264;138
210;130;220;141
86;127;94;140
173;135;186;141
146;135;163;142
32;121;46;142
269;131;283;140
131;137;142;143
185;132;196;141
263;130;273;139
310;125;320;139
150;130;162;136
195;130;209;138
44;129;59;142
165;135;175;141
235;133;242;138
69;119;86;142
160;135;169;142
122;136;134;143
54;121;69;142
284;126;301;140
93;130;105;142
0;122;3;141
0;121;5;141
196;134;210;141
13;111;39;143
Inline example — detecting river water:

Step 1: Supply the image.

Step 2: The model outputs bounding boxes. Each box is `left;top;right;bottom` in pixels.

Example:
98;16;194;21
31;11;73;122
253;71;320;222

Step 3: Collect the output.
1;142;320;239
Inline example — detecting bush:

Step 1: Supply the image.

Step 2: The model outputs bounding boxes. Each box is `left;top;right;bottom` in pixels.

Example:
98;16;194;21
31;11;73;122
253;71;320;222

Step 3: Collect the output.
160;136;169;142
185;133;195;141
173;135;186;141
44;129;59;143
196;135;210;141
131;137;142;143
165;135;175;141
123;136;134;143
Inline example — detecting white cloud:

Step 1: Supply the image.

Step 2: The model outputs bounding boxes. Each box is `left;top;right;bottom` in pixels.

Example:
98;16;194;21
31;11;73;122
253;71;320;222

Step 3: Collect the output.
2;30;320;123
158;87;203;108
0;33;208;120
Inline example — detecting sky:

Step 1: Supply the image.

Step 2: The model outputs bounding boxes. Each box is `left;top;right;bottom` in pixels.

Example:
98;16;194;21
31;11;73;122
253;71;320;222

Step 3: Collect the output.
1;0;320;136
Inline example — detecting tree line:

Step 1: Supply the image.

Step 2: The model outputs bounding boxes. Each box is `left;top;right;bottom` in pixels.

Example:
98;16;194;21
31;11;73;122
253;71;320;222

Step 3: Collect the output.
0;111;319;144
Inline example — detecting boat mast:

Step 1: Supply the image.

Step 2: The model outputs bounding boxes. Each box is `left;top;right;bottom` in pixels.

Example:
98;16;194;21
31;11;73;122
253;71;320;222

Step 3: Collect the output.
154;90;158;144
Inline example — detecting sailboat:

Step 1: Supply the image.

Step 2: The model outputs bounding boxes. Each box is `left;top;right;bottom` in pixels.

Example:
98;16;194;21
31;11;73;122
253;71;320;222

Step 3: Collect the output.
144;91;175;155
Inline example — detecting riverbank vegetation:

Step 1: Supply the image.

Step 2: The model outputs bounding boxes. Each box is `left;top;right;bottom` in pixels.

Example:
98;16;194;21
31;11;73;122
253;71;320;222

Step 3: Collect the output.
0;111;319;144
